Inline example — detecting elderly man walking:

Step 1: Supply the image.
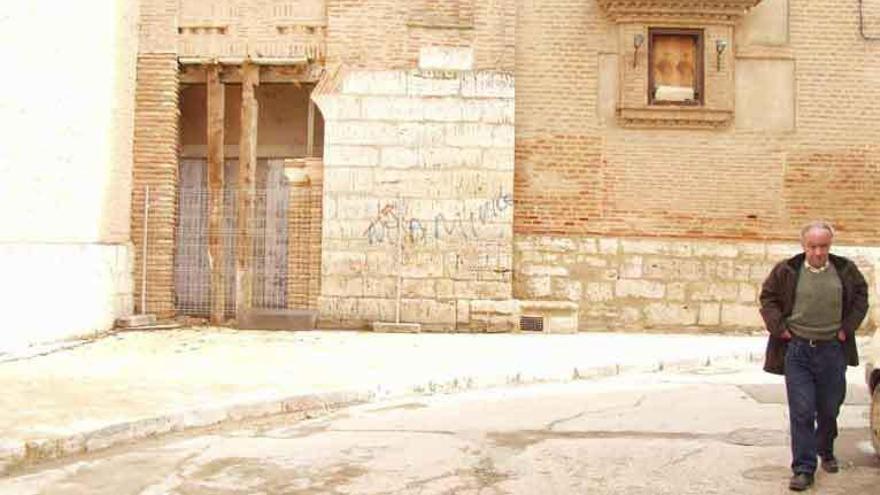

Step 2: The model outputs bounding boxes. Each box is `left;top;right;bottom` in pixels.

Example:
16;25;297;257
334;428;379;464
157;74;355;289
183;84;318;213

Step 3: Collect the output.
759;221;869;491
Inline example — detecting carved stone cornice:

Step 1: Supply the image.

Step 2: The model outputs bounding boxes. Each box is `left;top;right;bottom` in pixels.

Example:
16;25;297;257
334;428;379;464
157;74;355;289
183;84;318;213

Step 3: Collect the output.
598;0;763;22
618;107;732;129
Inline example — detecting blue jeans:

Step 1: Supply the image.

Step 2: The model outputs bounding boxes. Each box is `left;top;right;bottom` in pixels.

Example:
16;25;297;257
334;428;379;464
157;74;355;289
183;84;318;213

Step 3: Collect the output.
784;338;847;475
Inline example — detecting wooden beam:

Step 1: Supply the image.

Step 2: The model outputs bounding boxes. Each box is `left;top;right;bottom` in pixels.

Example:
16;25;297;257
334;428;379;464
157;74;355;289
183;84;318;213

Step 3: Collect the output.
179;64;317;84
221;65;242;83
179;64;206;84
206;64;226;324
236;61;260;320
260;65;311;83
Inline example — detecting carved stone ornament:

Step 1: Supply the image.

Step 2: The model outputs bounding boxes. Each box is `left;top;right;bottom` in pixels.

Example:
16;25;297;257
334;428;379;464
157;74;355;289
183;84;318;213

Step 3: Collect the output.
618;107;733;129
598;0;763;22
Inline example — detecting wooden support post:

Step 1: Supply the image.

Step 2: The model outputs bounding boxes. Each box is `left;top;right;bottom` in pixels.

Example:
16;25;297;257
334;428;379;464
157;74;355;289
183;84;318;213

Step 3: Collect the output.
307;98;316;157
207;64;226;324
237;62;259;319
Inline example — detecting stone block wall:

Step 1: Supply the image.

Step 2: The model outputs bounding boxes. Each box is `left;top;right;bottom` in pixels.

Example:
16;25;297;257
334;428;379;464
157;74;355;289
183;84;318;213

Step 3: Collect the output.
516;235;880;332
314;62;516;331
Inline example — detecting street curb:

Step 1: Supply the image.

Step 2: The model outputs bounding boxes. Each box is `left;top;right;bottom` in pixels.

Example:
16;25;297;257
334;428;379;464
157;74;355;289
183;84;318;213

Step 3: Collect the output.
0;350;762;475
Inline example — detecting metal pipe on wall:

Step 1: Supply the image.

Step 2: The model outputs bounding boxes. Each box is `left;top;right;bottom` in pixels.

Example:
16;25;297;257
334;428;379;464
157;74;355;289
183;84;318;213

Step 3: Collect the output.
141;185;150;314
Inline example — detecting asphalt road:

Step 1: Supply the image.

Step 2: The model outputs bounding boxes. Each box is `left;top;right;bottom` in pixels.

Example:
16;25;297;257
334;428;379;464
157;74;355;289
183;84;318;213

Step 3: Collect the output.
2;362;878;494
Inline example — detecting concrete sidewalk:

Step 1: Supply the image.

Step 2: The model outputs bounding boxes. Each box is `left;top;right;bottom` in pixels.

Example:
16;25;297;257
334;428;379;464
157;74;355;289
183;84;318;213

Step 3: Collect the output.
0;329;768;474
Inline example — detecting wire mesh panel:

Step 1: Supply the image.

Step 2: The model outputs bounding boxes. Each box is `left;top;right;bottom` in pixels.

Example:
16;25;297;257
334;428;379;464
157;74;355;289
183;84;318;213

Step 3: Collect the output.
174;159;317;317
251;162;289;310
175;160;211;316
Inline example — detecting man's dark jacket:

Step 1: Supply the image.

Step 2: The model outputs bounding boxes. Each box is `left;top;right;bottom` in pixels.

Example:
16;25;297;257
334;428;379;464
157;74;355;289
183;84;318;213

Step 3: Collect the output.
759;252;869;375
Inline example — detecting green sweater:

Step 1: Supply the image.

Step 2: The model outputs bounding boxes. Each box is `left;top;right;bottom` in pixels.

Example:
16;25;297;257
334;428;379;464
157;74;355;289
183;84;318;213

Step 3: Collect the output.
786;263;842;341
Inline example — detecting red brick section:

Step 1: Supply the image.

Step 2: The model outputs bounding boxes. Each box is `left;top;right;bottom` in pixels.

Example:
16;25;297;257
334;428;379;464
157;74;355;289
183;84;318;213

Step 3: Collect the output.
784;148;880;243
326;0;514;71
515;135;603;236
286;158;324;310
514;0;880;245
138;0;179;54
131;54;180;316
306;178;324;310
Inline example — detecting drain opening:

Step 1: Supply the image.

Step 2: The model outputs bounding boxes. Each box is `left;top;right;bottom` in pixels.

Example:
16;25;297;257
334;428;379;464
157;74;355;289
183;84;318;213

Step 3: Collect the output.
519;315;544;332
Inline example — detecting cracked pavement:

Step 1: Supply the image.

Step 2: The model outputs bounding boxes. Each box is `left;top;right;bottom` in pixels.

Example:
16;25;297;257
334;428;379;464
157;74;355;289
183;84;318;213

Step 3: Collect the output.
2;361;878;494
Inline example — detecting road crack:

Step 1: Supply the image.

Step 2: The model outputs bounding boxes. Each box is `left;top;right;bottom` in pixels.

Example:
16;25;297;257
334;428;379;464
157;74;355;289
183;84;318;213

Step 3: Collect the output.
547;394;647;430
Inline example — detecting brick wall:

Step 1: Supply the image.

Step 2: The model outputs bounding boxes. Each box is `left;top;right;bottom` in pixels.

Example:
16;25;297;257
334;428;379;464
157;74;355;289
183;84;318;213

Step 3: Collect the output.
177;0;327;59
131;54;180;316
783;0;880;241
171;0;515;70
286;158;324;310
132;1;180;316
139;0;179;53
326;0;515;71
514;0;880;245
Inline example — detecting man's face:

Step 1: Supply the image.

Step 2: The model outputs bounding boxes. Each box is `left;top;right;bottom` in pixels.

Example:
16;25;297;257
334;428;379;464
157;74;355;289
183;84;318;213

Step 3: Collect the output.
802;228;833;268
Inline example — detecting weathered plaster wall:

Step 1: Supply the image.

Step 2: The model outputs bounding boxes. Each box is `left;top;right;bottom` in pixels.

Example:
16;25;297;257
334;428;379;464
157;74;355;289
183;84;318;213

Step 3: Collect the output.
0;0;139;348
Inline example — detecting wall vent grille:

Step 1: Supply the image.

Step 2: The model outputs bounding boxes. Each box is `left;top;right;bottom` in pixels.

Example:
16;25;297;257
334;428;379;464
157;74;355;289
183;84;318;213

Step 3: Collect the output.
519;315;544;332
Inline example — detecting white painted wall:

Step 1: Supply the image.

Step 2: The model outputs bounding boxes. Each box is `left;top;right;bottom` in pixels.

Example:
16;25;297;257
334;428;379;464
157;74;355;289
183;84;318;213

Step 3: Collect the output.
0;0;139;350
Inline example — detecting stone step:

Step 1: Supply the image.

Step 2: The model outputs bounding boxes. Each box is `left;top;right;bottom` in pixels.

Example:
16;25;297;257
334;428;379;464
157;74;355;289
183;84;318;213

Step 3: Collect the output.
371;321;422;333
238;309;318;331
115;314;157;328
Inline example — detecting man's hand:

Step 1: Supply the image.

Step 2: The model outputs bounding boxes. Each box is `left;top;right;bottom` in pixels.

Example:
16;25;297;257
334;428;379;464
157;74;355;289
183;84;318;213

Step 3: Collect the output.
780;329;792;341
837;329;846;342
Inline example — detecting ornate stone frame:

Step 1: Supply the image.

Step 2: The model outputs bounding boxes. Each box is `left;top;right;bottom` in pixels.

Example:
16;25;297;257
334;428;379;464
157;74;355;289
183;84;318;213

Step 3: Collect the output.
598;0;763;129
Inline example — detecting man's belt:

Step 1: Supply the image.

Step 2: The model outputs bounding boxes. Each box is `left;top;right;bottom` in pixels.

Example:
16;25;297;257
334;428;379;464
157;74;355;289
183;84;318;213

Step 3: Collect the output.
790;334;838;348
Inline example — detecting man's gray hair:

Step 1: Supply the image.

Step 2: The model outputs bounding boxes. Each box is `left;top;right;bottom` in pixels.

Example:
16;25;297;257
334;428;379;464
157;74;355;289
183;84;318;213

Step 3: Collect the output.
800;220;835;242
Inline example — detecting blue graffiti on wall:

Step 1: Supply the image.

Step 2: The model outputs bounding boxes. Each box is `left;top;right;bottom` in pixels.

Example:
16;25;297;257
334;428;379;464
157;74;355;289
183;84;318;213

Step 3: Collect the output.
364;190;513;246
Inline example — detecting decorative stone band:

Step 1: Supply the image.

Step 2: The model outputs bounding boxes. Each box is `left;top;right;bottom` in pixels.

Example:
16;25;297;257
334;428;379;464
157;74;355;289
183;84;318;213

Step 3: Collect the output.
597;0;764;22
617;106;733;129
177;36;326;62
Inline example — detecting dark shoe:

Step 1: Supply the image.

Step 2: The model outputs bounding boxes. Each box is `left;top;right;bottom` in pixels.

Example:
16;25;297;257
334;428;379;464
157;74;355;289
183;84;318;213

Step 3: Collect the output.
821;456;839;473
789;472;814;491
